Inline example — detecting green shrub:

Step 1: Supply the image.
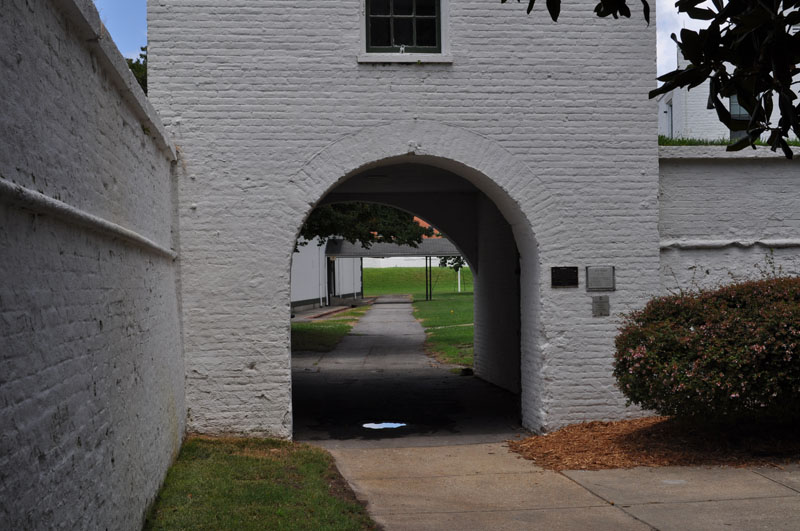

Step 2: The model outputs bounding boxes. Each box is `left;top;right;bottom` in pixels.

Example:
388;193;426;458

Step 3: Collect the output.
614;277;800;423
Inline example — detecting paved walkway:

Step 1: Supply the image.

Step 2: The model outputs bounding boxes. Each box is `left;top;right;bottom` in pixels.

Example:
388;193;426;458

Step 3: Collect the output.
293;296;800;530
292;295;524;447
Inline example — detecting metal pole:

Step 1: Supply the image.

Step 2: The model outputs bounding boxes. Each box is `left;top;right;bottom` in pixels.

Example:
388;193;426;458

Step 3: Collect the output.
425;256;428;301
425;256;428;300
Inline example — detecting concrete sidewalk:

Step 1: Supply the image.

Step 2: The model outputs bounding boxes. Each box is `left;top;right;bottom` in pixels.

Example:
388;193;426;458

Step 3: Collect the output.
294;296;800;529
331;443;800;530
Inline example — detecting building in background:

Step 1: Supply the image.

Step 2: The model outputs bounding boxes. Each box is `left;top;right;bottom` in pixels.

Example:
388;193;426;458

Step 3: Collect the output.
290;235;463;310
659;48;799;141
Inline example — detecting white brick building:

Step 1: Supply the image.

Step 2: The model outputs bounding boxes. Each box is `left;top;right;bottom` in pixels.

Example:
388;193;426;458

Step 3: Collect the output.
147;0;660;438
2;1;798;528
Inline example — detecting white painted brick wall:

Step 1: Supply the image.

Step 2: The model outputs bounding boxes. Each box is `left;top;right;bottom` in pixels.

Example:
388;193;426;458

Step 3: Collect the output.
659;148;800;290
149;0;659;434
0;1;183;528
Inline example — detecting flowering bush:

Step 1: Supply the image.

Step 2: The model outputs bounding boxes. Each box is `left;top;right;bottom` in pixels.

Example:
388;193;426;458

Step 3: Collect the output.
614;276;800;423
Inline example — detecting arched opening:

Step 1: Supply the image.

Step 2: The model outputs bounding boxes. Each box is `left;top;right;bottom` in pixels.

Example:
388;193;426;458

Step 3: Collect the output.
290;156;540;442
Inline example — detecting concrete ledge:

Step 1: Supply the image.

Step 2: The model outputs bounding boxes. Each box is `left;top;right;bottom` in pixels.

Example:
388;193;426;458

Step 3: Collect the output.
659;145;798;160
50;0;177;161
660;238;800;250
357;53;454;64
0;177;177;259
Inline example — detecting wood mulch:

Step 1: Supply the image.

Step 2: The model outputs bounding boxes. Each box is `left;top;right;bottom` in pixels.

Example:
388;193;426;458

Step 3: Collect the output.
508;416;800;471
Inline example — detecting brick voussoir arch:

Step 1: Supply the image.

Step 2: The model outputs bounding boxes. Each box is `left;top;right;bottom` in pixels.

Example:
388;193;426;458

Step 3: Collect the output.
291;120;561;432
293;120;563;251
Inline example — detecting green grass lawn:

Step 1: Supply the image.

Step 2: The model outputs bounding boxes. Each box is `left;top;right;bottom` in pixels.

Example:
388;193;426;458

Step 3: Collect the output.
144;437;375;531
364;267;475;367
363;266;473;297
291;306;370;353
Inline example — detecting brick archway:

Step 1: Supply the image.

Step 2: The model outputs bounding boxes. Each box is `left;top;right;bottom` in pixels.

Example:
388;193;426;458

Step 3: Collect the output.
290;120;564;432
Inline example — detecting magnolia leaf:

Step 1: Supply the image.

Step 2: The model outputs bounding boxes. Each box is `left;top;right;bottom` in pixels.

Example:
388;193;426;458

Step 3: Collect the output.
546;0;560;20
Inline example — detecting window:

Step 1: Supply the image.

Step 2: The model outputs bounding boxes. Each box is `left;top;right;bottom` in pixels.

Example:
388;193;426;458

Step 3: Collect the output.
729;94;750;141
366;0;441;54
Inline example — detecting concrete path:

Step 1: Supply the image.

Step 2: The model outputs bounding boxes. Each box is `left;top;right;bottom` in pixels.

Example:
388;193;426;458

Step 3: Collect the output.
293;296;800;530
332;445;800;530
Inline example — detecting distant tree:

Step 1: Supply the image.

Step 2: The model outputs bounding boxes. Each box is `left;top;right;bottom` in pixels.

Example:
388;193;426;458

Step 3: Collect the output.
299;203;434;249
505;0;799;158
439;256;467;272
126;46;147;94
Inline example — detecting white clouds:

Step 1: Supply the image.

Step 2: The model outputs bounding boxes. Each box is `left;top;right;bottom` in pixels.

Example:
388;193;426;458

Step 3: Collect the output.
656;0;712;76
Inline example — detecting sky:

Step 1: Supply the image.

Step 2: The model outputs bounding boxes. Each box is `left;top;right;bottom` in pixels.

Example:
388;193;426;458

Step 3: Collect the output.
94;0;702;77
93;0;147;59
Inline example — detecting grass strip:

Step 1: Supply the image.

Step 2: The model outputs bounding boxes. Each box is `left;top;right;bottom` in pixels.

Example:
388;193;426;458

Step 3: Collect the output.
291;322;353;352
659;134;800;147
144;436;375;530
291;305;371;353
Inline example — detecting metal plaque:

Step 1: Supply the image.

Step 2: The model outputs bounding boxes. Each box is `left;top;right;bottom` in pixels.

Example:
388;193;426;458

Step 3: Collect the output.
551;267;579;288
586;266;615;292
592;296;610;317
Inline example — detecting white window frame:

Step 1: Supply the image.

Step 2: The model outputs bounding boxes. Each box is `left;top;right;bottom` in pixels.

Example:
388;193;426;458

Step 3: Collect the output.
357;0;453;64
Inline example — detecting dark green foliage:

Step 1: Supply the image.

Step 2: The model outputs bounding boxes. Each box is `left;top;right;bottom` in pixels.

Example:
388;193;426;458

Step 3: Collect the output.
650;1;800;158
300;203;434;249
126;46;147;94
501;0;650;25
614;277;800;423
438;256;467;272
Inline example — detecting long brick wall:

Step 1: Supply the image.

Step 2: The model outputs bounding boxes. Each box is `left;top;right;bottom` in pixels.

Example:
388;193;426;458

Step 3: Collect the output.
0;1;184;528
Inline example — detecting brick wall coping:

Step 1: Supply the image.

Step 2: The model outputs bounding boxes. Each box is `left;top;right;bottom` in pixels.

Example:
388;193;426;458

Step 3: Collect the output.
659;145;798;160
51;0;177;161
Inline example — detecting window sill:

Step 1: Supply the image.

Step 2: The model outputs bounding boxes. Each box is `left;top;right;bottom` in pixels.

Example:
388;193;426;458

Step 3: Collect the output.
357;53;453;64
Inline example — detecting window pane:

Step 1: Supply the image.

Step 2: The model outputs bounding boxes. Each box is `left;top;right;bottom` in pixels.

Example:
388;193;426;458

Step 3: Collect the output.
370;0;390;15
416;18;436;46
416;0;436;16
394;0;413;15
393;18;413;46
730;95;749;120
370;17;391;47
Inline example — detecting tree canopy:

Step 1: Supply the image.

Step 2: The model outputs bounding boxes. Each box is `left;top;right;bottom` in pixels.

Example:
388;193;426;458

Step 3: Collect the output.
126;46;147;94
298;203;434;249
507;0;799;158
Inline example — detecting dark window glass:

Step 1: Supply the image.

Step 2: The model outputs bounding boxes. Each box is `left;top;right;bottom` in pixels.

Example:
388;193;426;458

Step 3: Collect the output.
730;95;749;120
416;0;436;16
394;18;413;46
416;18;436;46
729;94;751;141
366;0;440;53
369;17;391;47
370;0;390;15
394;0;414;15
